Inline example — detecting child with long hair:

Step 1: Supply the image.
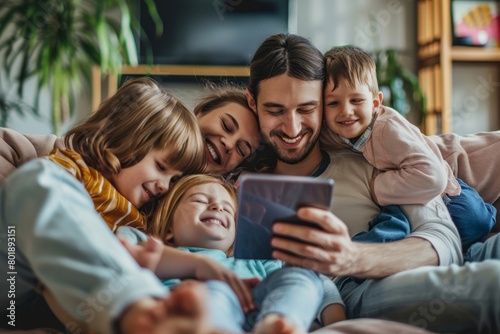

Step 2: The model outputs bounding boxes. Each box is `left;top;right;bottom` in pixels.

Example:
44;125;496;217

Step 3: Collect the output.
120;174;345;334
0;77;241;333
47;77;206;231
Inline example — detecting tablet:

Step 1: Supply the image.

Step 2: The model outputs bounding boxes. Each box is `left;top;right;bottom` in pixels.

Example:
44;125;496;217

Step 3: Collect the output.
233;173;334;259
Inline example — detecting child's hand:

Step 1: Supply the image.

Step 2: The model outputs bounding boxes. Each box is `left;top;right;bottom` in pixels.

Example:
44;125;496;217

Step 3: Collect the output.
119;236;163;273
194;257;256;313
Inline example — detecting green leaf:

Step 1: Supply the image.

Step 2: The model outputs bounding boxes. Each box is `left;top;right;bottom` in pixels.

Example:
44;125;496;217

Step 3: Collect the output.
118;1;138;66
0;0;160;132
142;0;163;36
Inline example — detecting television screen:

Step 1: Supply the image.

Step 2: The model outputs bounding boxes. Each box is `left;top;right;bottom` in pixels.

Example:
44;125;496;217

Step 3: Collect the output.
138;0;291;66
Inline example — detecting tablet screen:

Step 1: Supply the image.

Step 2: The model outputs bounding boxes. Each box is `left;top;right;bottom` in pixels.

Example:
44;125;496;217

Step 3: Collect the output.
233;174;334;259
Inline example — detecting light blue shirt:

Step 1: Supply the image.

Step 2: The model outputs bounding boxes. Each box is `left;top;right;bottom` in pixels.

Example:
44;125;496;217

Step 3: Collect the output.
162;247;284;288
116;227;284;287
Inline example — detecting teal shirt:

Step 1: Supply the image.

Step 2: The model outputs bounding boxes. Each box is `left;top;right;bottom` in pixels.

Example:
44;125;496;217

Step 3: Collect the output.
162;247;284;288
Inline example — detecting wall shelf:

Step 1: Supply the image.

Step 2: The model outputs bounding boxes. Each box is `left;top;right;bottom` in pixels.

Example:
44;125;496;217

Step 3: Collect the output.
417;0;500;134
92;65;250;112
450;47;500;62
120;65;249;77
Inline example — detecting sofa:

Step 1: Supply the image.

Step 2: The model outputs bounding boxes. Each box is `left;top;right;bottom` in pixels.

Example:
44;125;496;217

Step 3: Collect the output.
1;127;499;333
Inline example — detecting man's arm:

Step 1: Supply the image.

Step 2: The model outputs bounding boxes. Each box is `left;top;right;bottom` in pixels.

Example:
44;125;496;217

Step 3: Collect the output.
271;196;462;278
400;196;463;266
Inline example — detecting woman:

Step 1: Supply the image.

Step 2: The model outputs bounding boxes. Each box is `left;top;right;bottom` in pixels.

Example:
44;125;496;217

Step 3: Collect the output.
0;83;262;185
194;83;262;176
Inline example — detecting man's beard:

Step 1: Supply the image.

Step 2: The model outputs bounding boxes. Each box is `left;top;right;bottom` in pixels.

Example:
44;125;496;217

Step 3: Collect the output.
262;129;320;165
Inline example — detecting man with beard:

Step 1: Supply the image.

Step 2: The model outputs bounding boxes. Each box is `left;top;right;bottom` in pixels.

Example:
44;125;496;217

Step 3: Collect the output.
245;33;500;334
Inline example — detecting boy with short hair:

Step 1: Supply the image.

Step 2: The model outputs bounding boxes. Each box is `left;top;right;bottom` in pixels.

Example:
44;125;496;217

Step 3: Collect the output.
320;45;495;250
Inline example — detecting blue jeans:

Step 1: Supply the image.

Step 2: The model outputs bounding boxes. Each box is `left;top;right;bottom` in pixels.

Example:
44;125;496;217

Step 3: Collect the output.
445;178;496;250
352;205;410;243
205;267;323;333
464;231;500;262
338;259;500;333
354;179;497;252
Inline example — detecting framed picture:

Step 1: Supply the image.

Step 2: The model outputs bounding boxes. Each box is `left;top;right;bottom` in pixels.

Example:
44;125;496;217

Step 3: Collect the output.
451;0;500;47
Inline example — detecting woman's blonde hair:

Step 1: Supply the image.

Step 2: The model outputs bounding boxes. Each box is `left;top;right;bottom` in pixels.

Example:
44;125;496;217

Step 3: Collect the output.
65;77;206;175
148;174;238;247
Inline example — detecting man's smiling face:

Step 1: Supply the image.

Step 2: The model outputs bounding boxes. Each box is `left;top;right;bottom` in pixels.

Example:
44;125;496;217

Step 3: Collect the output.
250;74;323;165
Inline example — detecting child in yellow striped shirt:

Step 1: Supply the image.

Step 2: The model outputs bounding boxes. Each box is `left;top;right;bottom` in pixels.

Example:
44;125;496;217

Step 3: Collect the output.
0;77;248;333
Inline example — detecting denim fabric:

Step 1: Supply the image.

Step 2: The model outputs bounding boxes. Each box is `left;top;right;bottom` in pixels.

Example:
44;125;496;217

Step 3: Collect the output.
352;178;496;252
464;232;500;262
338;260;500;333
205;267;323;333
352;205;410;243
446;178;496;250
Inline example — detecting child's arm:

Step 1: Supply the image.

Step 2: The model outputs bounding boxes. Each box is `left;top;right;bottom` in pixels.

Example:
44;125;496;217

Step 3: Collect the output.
317;275;345;326
119;235;255;312
370;111;453;206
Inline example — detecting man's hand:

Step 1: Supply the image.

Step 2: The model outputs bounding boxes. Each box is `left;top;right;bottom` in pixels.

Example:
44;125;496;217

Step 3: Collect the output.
271;207;362;277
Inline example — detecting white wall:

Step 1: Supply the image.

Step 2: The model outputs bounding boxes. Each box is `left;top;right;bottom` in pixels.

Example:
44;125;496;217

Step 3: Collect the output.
451;64;499;134
297;0;416;69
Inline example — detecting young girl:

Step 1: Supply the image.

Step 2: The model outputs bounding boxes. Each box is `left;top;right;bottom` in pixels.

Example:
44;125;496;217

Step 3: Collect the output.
120;174;346;334
0;77;237;333
320;46;496;250
46;77;205;231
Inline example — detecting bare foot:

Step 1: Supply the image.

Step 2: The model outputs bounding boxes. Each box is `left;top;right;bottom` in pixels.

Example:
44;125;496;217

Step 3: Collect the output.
253;314;306;334
119;281;218;334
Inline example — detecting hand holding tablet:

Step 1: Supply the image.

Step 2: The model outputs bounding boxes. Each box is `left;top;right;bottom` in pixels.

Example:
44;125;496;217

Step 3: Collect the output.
233;174;334;259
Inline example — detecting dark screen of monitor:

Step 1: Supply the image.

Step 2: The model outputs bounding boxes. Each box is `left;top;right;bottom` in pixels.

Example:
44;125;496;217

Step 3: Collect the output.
138;0;289;66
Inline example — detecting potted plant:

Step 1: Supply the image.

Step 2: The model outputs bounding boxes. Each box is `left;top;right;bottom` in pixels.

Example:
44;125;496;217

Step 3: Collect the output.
374;49;426;127
0;0;162;133
0;76;38;127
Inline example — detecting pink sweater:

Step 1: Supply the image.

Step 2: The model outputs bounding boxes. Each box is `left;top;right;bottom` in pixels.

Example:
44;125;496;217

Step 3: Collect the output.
431;131;500;225
320;106;461;206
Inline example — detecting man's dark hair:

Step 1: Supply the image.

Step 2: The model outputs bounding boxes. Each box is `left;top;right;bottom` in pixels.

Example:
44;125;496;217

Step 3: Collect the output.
248;33;325;98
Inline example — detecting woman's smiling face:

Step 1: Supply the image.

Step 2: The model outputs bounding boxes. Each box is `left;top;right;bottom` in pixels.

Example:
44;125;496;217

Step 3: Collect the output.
196;102;261;173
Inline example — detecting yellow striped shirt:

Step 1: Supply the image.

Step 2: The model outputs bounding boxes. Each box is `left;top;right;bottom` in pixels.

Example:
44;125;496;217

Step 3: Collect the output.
46;149;145;232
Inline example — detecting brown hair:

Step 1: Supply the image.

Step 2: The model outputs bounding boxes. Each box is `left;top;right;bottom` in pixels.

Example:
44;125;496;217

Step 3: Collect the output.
324;45;379;96
148;174;238;248
248;33;325;98
65;77;206;175
194;82;252;118
195;82;264;178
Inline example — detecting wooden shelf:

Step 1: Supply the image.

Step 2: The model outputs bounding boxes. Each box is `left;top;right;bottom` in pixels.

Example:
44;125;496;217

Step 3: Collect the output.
120;64;250;77
450;47;500;62
417;0;500;134
93;65;250;111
